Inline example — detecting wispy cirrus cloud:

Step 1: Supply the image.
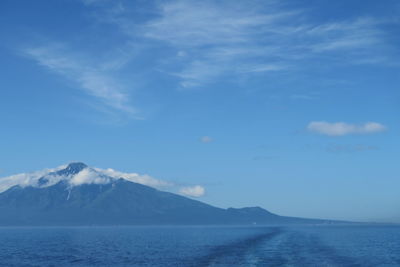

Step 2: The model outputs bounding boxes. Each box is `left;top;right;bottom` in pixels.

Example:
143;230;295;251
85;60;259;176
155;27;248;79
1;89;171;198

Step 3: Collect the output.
21;0;399;112
141;1;296;87
22;44;137;118
307;121;387;136
307;18;383;51
136;0;394;88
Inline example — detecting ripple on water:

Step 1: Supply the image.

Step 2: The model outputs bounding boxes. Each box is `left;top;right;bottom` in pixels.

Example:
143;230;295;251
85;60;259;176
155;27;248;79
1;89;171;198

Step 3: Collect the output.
0;225;399;266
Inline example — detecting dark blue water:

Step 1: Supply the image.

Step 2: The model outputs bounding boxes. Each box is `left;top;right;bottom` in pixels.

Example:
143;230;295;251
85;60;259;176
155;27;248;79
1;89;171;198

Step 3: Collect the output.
0;225;399;266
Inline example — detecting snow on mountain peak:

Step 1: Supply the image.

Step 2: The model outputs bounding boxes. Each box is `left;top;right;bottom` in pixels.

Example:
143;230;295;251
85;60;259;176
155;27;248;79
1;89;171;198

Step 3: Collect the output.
0;163;169;193
0;163;206;198
54;162;88;176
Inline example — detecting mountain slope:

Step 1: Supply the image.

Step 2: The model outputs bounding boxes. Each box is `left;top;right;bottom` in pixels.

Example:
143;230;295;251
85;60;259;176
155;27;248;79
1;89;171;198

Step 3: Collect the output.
0;163;332;226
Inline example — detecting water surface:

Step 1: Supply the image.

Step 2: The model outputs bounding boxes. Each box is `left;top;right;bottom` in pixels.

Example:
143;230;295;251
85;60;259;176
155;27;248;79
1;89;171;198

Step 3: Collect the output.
0;225;399;266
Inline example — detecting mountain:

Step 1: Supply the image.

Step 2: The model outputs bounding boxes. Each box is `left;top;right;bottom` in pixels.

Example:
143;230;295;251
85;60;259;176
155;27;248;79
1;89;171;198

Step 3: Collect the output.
0;163;332;226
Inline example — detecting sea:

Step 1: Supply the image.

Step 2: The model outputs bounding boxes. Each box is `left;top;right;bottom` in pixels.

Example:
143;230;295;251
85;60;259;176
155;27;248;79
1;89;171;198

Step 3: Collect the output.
0;225;399;266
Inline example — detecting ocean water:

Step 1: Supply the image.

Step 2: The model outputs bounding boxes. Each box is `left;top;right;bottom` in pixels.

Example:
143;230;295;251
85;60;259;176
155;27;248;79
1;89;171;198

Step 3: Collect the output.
0;225;399;266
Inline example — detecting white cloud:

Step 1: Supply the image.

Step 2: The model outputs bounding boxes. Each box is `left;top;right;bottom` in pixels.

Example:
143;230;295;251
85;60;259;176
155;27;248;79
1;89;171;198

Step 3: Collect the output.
200;136;213;143
135;1;392;87
308;18;382;51
0;164;171;193
23;0;396;96
0;165;66;193
141;1;295;87
23;45;137;117
307;121;387;136
19;0;398;113
95;168;171;188
240;64;286;73
179;185;205;197
0;164;209;200
69;168;111;186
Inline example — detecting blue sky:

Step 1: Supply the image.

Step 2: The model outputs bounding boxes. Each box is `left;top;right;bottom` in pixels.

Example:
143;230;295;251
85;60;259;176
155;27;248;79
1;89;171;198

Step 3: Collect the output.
0;0;399;222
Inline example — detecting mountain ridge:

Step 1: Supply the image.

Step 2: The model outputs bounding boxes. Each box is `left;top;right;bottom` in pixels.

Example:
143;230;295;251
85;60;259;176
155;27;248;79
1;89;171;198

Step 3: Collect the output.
0;163;339;226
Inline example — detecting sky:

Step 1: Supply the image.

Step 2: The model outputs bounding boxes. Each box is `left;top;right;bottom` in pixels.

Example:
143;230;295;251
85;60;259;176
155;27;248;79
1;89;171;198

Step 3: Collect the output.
0;0;399;223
